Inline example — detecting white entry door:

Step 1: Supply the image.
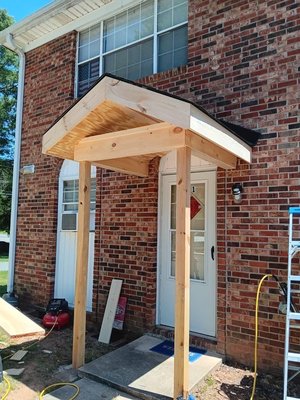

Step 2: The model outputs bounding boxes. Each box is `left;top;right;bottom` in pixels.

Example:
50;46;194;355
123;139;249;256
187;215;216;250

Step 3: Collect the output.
158;171;216;337
55;160;95;312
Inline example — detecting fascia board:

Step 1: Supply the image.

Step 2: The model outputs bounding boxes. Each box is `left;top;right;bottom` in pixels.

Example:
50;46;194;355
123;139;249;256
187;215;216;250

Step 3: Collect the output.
190;105;252;163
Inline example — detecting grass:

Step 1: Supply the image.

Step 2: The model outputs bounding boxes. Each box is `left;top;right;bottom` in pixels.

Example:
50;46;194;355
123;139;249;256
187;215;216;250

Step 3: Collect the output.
0;270;8;296
0;255;8;261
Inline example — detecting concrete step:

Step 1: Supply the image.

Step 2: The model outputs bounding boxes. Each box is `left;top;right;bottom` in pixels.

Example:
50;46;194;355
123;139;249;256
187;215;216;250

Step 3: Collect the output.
78;335;222;400
43;377;140;400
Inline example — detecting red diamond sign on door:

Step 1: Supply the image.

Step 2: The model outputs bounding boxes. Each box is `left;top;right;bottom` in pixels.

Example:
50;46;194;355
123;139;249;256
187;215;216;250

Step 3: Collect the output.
190;195;202;220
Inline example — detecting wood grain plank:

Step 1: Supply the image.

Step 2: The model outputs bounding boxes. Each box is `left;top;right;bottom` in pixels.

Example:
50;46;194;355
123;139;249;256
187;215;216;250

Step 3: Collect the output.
98;279;123;344
173;147;191;400
74;124;185;161
72;161;91;369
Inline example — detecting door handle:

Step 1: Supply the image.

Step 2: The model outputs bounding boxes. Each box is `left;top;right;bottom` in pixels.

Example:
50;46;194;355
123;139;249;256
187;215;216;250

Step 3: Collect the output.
211;246;215;261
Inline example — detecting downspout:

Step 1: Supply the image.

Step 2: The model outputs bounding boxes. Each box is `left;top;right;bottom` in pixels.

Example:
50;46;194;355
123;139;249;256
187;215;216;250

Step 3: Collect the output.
6;33;25;293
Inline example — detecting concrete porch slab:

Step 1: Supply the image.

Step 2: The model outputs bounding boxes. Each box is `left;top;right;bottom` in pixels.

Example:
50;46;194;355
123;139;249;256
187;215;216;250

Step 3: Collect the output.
79;335;222;400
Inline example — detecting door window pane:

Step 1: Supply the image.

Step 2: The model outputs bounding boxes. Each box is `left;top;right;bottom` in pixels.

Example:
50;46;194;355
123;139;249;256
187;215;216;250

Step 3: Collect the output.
62;178;96;231
170;183;206;280
62;214;77;231
190;232;204;280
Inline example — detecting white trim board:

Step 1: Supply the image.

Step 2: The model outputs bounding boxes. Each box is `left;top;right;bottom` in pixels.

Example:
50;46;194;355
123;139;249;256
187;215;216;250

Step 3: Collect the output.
98;279;123;344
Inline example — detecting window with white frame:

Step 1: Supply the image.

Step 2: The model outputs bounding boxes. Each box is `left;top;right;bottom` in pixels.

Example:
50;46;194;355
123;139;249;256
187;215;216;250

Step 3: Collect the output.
77;0;188;97
61;178;96;231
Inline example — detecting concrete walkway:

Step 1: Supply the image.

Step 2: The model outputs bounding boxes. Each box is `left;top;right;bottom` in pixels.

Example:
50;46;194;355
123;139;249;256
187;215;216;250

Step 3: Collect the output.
43;378;140;400
79;335;222;400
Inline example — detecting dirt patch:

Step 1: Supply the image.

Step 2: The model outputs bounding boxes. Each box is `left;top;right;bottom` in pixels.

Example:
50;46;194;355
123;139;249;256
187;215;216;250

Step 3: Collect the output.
0;319;138;400
1;318;299;399
195;362;300;400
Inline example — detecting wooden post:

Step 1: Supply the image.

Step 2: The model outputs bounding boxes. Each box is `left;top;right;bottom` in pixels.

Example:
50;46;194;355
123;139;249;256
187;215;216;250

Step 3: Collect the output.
173;147;191;400
72;161;91;368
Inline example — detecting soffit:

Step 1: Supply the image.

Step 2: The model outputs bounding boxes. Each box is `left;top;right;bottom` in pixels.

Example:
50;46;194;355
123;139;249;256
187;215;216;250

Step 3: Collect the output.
0;0;141;52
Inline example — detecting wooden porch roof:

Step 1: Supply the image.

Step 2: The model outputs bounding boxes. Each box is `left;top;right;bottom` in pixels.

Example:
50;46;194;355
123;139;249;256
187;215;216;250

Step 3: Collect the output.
42;74;260;175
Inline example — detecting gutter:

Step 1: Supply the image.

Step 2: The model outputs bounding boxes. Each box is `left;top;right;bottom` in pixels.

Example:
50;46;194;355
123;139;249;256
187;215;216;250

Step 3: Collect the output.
6;34;25;293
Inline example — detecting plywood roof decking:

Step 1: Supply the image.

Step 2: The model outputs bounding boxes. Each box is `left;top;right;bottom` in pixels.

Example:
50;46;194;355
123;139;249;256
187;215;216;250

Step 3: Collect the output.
0;298;45;338
44;100;161;160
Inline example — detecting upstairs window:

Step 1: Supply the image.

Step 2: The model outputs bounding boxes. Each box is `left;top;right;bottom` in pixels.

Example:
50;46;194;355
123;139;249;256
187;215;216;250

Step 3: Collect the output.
77;0;188;97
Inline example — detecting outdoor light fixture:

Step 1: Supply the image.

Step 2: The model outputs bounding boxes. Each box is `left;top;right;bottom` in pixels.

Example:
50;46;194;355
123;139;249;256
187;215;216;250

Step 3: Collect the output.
20;164;35;175
232;183;243;204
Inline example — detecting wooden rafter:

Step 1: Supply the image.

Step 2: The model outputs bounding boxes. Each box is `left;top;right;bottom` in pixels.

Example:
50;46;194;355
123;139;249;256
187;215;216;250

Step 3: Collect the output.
186;130;237;169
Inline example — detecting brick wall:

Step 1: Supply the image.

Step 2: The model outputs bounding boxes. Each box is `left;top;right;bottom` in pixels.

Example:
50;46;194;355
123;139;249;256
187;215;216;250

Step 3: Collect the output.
15;32;77;306
92;159;159;332
15;0;300;374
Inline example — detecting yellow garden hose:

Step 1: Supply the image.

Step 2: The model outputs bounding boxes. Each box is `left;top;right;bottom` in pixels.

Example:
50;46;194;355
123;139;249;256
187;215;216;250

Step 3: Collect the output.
39;382;80;400
0;375;11;400
1;316;62;400
250;274;273;400
1;275;278;400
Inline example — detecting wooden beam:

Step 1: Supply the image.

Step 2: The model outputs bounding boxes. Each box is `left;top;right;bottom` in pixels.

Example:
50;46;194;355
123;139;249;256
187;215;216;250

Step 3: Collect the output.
74;123;185;162
185;130;237;169
174;147;191;400
93;156;149;177
72;161;91;369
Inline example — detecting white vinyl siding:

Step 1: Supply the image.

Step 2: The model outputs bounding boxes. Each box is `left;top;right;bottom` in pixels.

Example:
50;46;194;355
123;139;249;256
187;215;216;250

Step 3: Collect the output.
77;0;188;97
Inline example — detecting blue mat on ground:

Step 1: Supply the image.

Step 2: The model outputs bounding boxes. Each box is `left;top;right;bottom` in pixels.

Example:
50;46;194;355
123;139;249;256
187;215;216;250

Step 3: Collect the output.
150;340;207;362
